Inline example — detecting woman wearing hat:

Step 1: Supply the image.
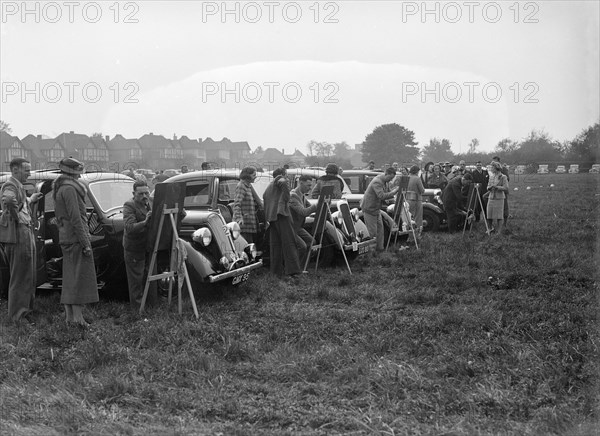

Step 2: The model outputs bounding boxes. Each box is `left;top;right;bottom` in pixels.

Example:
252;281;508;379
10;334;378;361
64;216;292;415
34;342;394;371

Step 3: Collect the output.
486;161;509;235
407;165;425;238
53;157;98;326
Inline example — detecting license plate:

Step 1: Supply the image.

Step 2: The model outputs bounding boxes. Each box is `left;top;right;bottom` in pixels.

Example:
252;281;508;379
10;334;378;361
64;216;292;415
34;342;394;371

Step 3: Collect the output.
358;244;369;254
352;241;358;251
232;272;249;285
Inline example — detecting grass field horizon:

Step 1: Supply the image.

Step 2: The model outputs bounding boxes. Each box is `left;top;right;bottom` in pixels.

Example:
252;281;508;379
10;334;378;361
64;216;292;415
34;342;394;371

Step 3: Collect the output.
1;173;598;435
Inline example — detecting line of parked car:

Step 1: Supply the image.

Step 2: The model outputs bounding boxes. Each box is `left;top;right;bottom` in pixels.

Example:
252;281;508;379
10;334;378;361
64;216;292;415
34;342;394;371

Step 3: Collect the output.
3;162;598;300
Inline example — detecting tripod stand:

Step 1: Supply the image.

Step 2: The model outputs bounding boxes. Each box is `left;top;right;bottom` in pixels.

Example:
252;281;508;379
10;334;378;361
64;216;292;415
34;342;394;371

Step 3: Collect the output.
462;183;490;236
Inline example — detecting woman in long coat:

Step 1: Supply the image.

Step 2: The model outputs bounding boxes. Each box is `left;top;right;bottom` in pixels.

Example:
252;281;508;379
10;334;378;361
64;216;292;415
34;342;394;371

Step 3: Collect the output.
486;161;509;235
53;157;98;326
407;165;425;237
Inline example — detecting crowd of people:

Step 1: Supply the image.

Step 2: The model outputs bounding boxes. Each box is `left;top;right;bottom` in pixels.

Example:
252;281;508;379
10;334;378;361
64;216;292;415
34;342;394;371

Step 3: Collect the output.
1;156;511;322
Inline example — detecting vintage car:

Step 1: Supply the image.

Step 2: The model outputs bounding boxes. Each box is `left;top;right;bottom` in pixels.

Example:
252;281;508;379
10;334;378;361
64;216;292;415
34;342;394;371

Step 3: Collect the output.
341;169;445;233
555;165;566;174
568;164;579;174
0;171;134;296
0;170;260;298
589;164;600;174
537;164;549;174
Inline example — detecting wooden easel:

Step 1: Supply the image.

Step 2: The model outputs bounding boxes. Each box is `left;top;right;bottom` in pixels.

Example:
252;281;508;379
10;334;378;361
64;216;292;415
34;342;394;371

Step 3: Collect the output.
302;187;352;274
140;203;199;318
462;183;490;236
386;177;419;250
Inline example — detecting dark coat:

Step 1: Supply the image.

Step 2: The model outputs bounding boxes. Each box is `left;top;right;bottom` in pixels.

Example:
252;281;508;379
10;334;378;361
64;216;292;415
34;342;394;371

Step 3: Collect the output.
442;177;467;216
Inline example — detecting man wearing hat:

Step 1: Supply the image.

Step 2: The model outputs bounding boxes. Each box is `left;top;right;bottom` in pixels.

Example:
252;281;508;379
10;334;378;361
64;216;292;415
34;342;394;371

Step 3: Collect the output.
311;163;344;199
0;157;43;322
53;157;98;326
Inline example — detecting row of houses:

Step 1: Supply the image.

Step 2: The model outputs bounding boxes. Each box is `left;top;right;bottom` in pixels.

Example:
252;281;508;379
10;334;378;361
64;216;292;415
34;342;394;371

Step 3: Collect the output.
0;130;313;172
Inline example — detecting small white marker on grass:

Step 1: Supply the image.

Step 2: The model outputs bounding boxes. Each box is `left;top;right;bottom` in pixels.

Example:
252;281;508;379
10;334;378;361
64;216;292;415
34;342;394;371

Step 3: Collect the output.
526;186;531;190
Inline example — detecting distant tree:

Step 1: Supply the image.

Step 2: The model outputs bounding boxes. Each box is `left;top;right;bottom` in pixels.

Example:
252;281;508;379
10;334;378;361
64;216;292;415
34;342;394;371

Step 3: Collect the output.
0;120;11;133
421;138;455;163
567;122;599;166
91;132;103;138
306;140;318;156
253;145;264;155
333;141;350;156
361;123;419;165
513;130;563;165
467;138;479;154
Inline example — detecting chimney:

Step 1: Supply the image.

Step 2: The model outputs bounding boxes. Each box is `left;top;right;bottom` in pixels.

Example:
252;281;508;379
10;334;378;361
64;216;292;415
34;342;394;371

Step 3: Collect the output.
173;133;177;140
149;132;153;136
282;148;284;155
37;135;42;139
69;131;74;134
105;135;110;143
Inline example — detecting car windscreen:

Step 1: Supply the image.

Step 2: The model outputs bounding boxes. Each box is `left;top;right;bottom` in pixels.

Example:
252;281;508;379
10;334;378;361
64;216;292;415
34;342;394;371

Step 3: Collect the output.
184;180;210;208
88;180;134;212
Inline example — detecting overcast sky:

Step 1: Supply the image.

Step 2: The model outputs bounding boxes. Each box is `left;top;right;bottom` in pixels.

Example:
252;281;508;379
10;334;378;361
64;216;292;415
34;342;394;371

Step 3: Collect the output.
1;1;598;154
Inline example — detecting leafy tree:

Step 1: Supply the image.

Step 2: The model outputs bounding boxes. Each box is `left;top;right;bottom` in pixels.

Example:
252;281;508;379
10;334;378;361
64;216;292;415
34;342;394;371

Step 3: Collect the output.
513;130;563;165
467;138;479;154
91;132;103;138
0;120;12;133
421;138;455;163
361;123;419;165
333;141;350;156
306;140;318;156
567;122;599;166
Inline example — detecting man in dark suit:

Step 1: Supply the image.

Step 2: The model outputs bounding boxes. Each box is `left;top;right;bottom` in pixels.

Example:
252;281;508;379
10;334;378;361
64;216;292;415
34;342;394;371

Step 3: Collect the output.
0;158;43;322
289;175;318;268
123;179;156;308
470;161;489;222
442;173;473;233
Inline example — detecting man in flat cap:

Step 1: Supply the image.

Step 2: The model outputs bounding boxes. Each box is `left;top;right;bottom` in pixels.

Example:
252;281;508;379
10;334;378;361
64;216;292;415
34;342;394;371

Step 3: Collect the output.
53;157;98;326
0;157;43;322
311;163;344;200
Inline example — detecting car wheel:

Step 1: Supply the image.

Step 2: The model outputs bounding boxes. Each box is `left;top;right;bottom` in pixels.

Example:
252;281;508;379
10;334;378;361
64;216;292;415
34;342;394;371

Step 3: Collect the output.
423;210;440;232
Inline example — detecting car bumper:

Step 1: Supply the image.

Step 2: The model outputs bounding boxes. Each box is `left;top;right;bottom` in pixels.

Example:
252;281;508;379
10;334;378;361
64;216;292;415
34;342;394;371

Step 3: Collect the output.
207;260;263;283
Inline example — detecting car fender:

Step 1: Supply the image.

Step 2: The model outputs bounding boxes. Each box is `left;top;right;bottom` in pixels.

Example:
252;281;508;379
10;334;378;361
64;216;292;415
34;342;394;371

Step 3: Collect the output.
423;202;444;215
183;240;218;283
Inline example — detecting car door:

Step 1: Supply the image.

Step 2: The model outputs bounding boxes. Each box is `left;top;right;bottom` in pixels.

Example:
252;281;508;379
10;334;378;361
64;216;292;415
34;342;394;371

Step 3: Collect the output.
31;181;48;286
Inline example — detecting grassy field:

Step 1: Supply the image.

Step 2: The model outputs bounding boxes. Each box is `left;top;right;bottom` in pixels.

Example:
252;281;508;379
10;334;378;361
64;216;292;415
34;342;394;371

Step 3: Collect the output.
1;173;598;435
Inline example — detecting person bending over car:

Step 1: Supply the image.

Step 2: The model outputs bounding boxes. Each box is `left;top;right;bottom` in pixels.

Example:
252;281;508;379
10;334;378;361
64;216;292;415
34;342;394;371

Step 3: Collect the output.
361;167;399;251
442;172;473;233
289;174;318;268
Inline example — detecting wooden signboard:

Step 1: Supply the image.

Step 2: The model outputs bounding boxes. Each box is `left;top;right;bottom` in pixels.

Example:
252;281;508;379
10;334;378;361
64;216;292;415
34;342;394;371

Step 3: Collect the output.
146;182;186;252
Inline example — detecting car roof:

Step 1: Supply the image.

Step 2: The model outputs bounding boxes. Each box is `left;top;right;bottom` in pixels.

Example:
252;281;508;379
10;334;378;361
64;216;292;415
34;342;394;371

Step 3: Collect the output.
0;170;134;185
341;170;383;176
164;169;242;183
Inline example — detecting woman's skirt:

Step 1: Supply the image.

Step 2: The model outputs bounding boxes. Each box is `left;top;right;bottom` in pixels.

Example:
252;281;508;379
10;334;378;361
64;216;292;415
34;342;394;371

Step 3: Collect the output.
487;198;504;220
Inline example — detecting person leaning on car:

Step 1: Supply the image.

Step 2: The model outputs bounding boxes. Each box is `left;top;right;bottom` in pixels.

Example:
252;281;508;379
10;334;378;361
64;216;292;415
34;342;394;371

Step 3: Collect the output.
289;174;318;268
0;157;43;323
263;167;303;278
311;163;344;199
122;179;157;309
442;172;473;233
361;167;399;251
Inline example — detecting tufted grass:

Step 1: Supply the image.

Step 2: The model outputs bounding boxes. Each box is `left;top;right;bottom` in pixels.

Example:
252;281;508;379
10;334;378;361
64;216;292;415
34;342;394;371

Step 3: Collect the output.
0;173;598;435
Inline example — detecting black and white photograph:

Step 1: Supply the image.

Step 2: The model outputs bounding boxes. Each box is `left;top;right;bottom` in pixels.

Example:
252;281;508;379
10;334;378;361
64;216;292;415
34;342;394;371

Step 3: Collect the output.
0;1;598;434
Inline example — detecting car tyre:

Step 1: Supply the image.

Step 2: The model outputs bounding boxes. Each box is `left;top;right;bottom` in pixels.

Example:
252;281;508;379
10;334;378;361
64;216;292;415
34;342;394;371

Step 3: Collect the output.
423;210;440;232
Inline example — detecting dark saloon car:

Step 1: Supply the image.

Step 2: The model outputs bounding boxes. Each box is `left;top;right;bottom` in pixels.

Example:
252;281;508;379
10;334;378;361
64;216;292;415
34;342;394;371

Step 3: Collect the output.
0;171;135;295
160;170;263;286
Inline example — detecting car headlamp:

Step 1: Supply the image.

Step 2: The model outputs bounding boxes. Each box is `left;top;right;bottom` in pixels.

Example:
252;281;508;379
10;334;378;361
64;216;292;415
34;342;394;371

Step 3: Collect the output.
331;211;343;226
192;227;212;246
227;221;241;240
386;204;395;215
